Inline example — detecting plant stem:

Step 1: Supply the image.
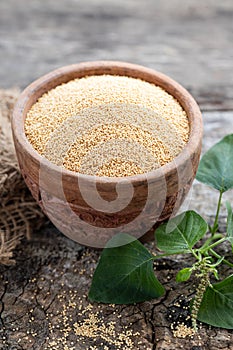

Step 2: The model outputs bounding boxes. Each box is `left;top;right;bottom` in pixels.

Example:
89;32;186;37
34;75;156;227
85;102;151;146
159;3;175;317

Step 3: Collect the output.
205;237;226;251
152;249;199;261
152;251;191;260
210;249;233;268
191;249;200;260
201;233;224;251
211;190;223;235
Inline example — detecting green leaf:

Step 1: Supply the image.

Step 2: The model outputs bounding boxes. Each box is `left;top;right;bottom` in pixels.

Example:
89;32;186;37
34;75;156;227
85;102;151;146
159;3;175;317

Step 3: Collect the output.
88;233;165;304
196;134;233;192
198;275;233;329
226;201;233;249
176;268;192;282
155;211;208;254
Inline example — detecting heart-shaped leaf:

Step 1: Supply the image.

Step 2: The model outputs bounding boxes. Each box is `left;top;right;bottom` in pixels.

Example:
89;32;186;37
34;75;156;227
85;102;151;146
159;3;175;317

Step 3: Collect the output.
176;267;192;282
226;201;233;249
196;134;233;192
198;275;233;329
155;211;208;254
89;233;165;304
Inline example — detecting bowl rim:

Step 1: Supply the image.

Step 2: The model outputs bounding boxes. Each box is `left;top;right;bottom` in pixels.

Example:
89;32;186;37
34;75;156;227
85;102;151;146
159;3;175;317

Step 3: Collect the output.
12;60;202;185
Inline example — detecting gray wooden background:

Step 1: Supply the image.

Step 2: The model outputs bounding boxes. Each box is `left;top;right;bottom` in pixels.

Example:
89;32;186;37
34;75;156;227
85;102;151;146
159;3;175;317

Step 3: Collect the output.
1;0;233;110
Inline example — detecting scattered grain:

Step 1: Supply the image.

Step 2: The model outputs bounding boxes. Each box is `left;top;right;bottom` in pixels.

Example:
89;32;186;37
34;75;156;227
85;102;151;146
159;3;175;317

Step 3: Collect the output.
172;324;195;338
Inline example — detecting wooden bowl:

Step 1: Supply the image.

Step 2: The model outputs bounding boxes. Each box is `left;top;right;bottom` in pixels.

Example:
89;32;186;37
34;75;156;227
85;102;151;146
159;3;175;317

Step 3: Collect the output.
12;61;202;248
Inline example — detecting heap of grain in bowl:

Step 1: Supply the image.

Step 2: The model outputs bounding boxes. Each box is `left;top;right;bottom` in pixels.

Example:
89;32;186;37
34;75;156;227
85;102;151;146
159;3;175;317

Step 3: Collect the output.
25;75;189;177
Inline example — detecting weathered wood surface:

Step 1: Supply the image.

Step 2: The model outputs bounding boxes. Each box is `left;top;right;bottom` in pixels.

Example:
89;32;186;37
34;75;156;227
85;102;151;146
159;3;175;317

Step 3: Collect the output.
1;111;233;350
1;0;233;349
0;0;233;110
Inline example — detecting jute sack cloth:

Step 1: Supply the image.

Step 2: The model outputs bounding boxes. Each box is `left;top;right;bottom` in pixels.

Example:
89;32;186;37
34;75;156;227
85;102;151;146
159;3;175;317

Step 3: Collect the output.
0;89;45;265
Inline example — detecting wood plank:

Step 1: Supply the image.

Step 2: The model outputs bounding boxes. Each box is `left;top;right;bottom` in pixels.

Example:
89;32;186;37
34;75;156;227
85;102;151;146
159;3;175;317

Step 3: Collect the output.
1;108;233;350
0;0;233;110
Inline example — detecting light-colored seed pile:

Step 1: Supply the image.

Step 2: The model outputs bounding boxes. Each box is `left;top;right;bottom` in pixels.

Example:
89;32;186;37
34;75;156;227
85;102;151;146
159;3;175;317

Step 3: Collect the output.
73;302;139;349
25;75;189;177
172;324;196;339
12;250;142;350
44;290;140;350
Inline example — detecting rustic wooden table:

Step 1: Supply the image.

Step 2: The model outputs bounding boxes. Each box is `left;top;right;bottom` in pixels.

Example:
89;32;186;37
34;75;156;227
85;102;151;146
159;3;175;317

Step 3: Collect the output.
0;1;233;349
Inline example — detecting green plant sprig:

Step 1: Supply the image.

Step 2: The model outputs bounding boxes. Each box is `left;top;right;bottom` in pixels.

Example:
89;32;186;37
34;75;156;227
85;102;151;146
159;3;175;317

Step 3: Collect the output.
88;134;233;331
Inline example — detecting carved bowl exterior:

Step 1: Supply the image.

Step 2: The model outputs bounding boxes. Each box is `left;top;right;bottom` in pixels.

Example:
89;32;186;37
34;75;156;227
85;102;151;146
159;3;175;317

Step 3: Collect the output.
12;61;203;248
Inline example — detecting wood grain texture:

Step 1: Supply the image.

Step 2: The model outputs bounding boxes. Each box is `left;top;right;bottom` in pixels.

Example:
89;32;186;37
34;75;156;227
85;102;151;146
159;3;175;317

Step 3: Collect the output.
12;61;202;247
1;0;233;109
1;110;233;350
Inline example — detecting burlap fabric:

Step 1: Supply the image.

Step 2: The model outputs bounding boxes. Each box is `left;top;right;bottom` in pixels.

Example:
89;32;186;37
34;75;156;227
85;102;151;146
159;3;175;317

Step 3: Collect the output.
0;89;45;265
